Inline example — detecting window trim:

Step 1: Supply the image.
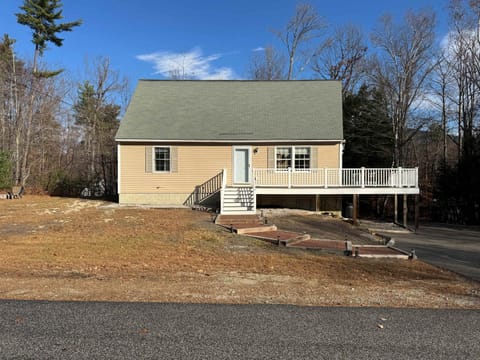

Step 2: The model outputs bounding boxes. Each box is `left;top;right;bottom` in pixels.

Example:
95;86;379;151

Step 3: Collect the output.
275;146;293;171
275;146;312;171
152;146;171;173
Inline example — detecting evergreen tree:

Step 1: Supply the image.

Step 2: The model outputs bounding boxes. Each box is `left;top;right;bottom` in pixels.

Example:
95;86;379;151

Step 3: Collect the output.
0;151;12;189
72;80;120;196
16;0;82;74
343;85;393;168
13;0;81;186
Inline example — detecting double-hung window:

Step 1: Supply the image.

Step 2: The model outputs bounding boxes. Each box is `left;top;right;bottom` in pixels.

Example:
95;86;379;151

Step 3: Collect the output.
154;147;170;172
294;147;310;170
276;147;292;169
276;146;311;170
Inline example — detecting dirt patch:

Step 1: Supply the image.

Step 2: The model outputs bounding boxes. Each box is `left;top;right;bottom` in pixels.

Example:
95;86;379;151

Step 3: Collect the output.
263;210;379;245
0;196;479;308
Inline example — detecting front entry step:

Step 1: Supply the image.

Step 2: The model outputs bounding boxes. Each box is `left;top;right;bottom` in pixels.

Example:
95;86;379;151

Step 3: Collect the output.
221;187;256;214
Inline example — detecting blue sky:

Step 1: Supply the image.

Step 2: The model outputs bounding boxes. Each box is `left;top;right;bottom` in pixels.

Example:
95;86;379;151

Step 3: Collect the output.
1;0;449;84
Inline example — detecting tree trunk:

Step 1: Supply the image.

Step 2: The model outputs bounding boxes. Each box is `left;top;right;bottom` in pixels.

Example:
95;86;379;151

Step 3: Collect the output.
287;55;294;80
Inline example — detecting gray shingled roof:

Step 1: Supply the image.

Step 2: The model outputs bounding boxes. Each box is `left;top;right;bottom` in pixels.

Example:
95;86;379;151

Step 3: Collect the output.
115;80;343;141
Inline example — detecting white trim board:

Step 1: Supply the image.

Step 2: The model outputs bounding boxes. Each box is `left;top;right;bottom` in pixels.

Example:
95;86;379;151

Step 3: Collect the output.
255;187;420;195
116;139;345;144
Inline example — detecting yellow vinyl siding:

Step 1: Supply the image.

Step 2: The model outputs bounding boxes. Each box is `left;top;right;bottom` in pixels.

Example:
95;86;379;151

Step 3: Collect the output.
120;144;233;194
119;142;342;202
317;143;340;168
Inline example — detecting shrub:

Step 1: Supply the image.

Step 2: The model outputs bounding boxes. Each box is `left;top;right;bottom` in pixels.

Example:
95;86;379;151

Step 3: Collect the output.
0;152;12;189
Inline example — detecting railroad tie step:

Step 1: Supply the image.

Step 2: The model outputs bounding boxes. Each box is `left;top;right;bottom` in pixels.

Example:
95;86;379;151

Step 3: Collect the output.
215;215;263;225
234;225;277;234
283;233;311;246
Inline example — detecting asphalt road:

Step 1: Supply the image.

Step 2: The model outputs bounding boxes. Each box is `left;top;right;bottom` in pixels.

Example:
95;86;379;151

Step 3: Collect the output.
0;301;479;359
388;224;480;282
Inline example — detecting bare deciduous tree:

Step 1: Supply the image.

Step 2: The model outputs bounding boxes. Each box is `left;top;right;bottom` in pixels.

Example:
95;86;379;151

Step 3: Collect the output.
370;10;436;166
247;46;286;80
273;3;326;80
447;0;480;160
15;0;81;186
312;24;367;96
429;49;460;166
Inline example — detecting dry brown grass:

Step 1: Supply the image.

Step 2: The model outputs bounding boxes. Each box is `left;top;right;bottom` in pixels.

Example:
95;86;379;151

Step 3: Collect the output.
0;195;479;307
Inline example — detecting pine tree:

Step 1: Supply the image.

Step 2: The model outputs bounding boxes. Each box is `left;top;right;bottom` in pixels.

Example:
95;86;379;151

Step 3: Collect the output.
16;0;82;74
343;85;393;168
0;151;12;189
13;0;81;186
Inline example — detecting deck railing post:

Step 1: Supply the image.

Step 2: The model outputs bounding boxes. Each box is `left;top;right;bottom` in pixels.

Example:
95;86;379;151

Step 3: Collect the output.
220;168;227;214
361;167;365;188
415;167;419;188
288;167;292;188
221;168;227;189
398;167;403;187
324;168;328;188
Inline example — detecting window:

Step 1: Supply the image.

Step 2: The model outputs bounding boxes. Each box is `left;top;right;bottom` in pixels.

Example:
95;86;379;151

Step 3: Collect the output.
276;146;311;170
294;147;310;170
276;147;292;169
154;147;170;172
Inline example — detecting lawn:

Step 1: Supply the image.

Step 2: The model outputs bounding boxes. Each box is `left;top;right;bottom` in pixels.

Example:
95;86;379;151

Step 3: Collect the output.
0;195;478;308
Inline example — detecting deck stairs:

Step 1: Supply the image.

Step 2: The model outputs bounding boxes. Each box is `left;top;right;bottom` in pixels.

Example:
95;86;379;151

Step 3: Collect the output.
221;186;256;215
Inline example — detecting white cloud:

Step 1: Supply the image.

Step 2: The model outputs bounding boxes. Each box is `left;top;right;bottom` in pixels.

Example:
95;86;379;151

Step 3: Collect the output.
136;47;236;80
439;29;479;59
252;46;265;52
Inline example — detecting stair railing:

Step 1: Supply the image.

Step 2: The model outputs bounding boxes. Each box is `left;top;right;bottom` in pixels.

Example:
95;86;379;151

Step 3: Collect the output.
193;169;225;205
220;168;226;214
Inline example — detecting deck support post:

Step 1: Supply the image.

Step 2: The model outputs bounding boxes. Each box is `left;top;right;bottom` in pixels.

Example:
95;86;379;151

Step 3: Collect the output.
353;194;359;226
403;194;408;227
415;194;419;232
315;194;320;212
394;194;398;224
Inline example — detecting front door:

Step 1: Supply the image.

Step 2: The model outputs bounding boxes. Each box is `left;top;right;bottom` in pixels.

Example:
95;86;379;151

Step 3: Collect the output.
233;146;251;184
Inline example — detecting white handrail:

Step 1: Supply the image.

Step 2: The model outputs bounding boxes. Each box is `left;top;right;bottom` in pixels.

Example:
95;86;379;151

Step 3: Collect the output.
220;168;226;214
253;168;418;188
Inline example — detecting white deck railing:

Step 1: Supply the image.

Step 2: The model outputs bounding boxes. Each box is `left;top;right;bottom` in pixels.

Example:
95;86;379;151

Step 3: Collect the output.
253;167;418;189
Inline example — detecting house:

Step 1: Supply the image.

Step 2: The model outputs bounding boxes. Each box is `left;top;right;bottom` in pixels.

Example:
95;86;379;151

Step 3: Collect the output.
115;80;419;218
